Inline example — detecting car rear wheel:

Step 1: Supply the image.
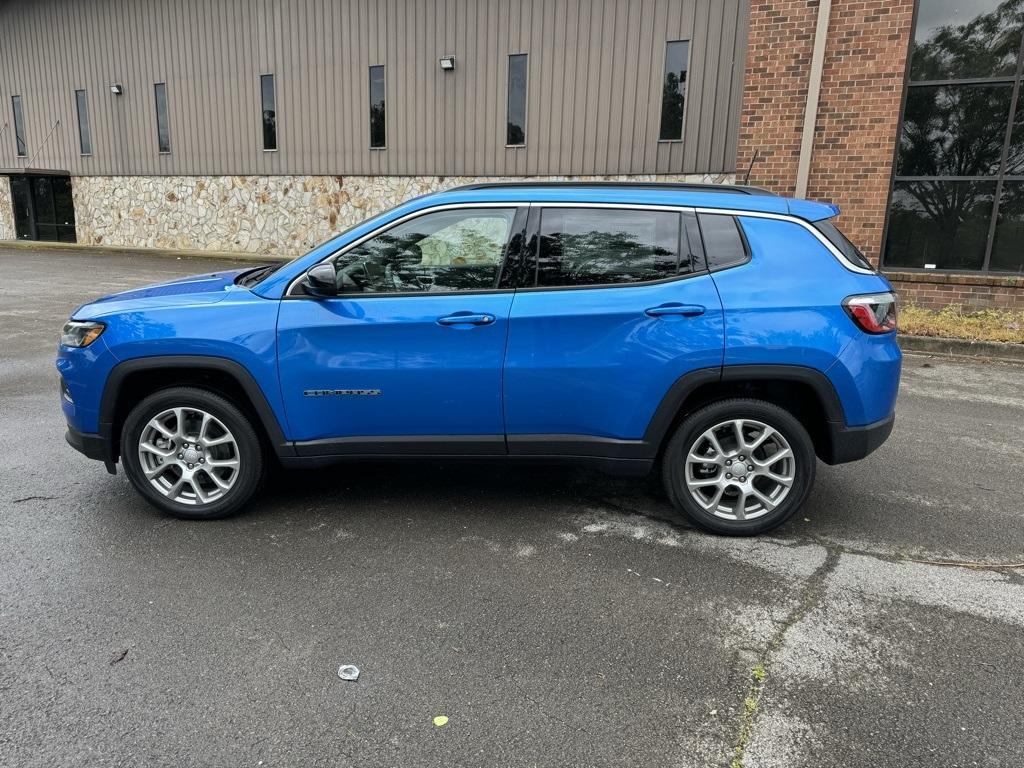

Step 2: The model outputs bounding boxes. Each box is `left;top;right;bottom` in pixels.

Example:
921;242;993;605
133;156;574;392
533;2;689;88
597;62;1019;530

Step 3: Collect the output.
662;398;815;535
120;387;264;520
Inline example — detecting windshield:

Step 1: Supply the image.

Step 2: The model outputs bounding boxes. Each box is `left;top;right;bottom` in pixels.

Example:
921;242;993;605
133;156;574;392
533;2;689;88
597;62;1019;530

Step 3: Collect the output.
813;219;874;271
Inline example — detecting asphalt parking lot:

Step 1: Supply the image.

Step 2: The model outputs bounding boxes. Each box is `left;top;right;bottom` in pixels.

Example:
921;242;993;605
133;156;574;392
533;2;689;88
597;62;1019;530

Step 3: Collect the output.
1;246;1023;768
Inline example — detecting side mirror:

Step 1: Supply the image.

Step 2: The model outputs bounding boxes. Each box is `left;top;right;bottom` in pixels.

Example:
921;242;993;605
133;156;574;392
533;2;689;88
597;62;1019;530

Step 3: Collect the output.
305;264;338;297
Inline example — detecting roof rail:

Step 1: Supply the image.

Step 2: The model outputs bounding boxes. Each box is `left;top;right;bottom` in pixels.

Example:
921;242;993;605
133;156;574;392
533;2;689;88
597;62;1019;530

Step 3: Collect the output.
448;180;777;196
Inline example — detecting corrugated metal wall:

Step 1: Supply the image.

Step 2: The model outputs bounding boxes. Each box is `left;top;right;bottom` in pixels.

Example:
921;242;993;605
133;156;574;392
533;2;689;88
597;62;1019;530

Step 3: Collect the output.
0;0;748;177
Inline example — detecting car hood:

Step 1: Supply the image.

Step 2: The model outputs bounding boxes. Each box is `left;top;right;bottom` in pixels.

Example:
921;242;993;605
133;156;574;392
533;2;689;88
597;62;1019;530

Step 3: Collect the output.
72;269;249;319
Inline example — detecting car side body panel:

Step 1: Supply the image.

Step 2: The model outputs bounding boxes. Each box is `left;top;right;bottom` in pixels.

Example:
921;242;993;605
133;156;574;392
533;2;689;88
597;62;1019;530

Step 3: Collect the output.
710;215;900;426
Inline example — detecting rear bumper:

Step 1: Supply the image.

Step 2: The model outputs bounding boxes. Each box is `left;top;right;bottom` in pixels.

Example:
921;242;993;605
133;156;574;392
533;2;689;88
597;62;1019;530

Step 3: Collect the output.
821;412;895;465
66;424;117;473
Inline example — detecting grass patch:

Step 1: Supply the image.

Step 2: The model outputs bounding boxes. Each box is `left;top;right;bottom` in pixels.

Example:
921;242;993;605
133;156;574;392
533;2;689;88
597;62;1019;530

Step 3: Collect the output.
900;304;1024;344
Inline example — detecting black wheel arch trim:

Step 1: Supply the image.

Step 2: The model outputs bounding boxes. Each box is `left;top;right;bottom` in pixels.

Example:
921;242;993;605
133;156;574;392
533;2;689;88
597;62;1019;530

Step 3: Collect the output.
98;355;293;461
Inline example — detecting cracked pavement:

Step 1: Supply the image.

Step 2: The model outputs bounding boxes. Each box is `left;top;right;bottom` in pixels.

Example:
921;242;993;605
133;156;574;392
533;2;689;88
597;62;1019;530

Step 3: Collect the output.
1;247;1023;767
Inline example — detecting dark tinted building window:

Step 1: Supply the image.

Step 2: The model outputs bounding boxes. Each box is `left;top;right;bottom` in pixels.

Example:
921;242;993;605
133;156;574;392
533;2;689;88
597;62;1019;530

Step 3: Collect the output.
536;208;684;287
659;41;689;141
75;90;92;155
261;74;277;151
697;214;747;270
154;83;170;153
507;54;528;146
369;65;386;148
11;95;27;157
885;0;1024;273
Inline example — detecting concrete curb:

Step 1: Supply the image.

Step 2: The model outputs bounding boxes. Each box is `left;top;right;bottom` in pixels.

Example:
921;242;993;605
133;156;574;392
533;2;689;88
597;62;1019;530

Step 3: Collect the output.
0;239;289;262
899;334;1024;364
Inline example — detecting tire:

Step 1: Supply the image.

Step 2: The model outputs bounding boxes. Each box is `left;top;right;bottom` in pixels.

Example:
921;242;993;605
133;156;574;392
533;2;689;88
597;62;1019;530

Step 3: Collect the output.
120;386;265;520
661;398;815;536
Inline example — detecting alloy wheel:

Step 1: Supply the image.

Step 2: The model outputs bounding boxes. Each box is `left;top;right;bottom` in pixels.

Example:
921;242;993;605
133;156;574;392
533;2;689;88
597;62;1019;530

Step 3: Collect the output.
137;406;240;505
684;418;795;521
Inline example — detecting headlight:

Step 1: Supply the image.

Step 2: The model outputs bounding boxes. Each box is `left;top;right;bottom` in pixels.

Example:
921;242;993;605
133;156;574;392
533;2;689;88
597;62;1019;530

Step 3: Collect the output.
60;320;106;348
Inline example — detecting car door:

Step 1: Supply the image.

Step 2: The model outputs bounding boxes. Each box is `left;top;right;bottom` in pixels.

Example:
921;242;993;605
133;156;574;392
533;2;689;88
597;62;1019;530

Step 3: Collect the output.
277;205;527;453
503;204;725;456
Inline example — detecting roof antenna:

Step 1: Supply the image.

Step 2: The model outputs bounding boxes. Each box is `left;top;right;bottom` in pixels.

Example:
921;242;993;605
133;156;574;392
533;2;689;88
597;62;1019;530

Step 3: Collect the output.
742;149;760;186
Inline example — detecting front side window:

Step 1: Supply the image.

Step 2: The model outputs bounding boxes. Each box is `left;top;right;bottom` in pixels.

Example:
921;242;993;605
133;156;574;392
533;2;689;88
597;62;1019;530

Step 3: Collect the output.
536;208;684;287
507;54;528;146
369;65;386;148
659;40;689;141
698;214;747;270
261;74;277;151
154;83;170;153
329;208;517;293
885;0;1024;273
75;90;92;155
11;95;27;157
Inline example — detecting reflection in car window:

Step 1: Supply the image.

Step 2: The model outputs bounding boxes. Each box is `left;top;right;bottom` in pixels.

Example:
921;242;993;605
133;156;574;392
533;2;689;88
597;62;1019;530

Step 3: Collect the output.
330;208;517;293
697;214;747;270
536;208;684;287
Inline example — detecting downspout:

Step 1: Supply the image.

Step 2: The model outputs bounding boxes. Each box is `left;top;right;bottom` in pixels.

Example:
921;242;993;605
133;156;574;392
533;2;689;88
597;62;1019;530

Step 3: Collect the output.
795;0;833;198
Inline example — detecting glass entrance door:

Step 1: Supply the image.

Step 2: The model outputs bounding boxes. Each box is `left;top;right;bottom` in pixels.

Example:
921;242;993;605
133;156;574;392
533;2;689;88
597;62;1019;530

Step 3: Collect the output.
9;174;76;243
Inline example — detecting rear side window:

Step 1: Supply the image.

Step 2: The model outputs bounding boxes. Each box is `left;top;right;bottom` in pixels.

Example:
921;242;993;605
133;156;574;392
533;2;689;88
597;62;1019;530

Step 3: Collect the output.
813;219;874;271
536;208;687;287
697;214;748;270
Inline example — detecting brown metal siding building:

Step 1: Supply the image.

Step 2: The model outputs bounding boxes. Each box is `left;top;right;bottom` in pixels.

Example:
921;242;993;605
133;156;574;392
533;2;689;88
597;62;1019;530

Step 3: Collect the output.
0;0;747;177
1;0;1022;309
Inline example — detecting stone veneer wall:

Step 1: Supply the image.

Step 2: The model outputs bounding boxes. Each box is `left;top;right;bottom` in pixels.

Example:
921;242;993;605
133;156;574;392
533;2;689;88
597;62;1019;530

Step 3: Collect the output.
71;174;734;258
0;178;15;241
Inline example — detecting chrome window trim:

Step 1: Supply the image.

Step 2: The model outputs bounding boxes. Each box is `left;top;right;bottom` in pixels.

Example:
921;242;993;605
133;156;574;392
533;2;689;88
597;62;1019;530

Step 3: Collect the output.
692;206;876;275
285;200;874;296
285;202;523;297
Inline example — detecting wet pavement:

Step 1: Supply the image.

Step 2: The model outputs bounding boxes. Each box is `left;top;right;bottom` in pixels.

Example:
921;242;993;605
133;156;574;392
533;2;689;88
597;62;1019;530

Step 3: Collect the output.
1;247;1022;767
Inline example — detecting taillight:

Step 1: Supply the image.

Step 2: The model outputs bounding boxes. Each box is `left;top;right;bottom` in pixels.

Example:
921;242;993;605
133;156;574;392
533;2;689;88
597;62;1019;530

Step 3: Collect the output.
843;292;897;334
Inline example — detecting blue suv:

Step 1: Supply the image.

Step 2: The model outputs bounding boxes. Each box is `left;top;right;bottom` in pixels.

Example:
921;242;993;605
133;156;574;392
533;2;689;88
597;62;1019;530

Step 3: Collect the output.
58;183;900;534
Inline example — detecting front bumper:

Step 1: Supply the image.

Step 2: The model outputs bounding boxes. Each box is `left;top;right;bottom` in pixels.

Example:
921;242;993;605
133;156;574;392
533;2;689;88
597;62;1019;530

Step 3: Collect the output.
65;424;117;474
821;411;895;465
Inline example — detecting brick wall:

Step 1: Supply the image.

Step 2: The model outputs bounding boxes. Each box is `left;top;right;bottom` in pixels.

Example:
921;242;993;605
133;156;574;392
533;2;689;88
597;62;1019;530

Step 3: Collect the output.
887;272;1024;312
738;0;915;265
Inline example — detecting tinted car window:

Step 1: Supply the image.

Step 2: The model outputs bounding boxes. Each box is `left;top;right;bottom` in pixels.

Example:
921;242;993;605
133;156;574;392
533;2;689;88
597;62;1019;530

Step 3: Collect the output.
698;214;747;270
536;208;684;287
813;219;874;271
331;208;517;293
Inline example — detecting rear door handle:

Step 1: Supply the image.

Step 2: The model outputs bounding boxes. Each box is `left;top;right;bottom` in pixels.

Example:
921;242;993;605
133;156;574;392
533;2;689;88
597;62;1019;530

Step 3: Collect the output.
437;312;496;326
645;303;706;317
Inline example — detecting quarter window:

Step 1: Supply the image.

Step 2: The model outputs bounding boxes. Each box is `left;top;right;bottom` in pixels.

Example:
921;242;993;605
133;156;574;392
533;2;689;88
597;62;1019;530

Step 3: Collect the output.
154;83;170;153
659;41;689;141
329;208;517;293
507;54;528;146
11;95;27;157
75;90;92;156
261;74;277;151
697;214;747;270
536;208;685;287
369;65;386;148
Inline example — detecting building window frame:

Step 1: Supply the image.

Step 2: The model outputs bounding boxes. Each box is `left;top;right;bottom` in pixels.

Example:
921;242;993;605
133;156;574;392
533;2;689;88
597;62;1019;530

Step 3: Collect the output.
369;64;386;150
657;40;691;143
506;53;528;147
74;89;92;156
11;95;27;157
881;1;1024;275
153;82;171;154
260;74;278;152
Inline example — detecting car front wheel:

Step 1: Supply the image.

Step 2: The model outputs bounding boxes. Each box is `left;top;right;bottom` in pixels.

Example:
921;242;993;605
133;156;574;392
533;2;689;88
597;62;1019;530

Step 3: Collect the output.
120;387;264;520
662;398;816;535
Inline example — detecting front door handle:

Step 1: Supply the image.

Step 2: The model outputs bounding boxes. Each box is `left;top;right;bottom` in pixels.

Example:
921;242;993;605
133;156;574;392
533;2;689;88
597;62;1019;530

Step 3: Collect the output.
437;312;496;326
645;303;706;317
